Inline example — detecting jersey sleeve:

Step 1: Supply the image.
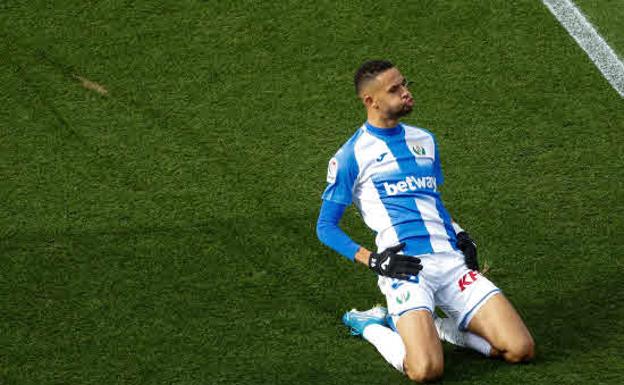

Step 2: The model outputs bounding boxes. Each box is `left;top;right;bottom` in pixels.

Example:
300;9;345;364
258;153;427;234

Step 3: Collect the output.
433;136;445;186
316;200;360;261
321;147;359;205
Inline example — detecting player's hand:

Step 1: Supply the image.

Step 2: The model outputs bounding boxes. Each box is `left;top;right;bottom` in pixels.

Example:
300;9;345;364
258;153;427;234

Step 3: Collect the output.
368;243;422;279
456;231;478;271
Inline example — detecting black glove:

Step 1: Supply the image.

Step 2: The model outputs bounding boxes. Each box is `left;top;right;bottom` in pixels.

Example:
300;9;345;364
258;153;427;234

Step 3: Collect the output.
456;231;478;271
368;243;422;279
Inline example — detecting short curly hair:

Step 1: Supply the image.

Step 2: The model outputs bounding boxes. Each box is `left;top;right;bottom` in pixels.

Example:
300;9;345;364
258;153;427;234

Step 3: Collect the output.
354;60;395;96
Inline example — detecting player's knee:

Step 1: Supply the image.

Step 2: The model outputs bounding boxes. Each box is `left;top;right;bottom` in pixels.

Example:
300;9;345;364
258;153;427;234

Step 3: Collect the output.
404;357;444;383
504;335;535;363
405;366;444;383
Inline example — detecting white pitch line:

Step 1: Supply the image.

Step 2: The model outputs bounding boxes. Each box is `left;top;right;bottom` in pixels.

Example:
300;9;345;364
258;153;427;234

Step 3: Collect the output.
542;0;624;97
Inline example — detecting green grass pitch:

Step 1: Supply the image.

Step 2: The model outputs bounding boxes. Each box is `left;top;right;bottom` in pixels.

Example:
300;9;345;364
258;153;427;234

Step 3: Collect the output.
1;1;623;384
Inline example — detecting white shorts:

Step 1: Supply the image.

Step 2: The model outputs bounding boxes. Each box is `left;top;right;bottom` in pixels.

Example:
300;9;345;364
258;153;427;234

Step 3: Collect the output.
378;250;500;331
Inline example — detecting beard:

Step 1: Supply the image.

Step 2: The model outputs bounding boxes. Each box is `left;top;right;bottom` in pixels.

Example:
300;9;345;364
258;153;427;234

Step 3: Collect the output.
387;103;413;120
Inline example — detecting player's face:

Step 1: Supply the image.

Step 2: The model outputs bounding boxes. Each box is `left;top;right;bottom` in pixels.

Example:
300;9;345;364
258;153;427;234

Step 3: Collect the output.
369;68;414;119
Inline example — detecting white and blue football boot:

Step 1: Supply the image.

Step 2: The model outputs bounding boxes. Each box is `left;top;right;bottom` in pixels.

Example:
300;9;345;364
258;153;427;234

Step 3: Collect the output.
342;305;388;336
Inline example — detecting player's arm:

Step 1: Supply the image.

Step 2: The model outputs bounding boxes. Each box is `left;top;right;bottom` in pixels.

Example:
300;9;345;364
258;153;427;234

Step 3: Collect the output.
452;220;479;271
316;200;361;261
315;200;372;265
316;199;422;279
433;135;479;271
354;247;373;265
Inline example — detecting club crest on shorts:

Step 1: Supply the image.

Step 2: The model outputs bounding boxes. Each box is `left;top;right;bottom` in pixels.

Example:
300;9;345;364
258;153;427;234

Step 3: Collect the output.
396;291;411;304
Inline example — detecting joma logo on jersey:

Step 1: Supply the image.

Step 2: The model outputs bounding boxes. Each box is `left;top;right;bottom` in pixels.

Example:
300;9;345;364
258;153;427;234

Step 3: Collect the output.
383;176;437;195
458;271;479;292
376;152;389;162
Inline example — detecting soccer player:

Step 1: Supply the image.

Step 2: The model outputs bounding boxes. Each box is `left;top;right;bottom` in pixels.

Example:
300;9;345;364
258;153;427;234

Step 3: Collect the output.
316;60;534;382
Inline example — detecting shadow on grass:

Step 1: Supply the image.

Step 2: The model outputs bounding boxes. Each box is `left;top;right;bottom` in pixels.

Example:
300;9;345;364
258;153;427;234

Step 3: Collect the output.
3;212;620;384
434;264;622;382
1;214;321;383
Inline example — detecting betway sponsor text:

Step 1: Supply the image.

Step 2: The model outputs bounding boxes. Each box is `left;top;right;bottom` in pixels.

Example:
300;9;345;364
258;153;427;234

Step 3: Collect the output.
383;176;437;196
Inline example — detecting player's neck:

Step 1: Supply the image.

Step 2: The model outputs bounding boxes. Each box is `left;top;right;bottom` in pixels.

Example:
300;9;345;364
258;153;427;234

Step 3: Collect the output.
367;115;399;129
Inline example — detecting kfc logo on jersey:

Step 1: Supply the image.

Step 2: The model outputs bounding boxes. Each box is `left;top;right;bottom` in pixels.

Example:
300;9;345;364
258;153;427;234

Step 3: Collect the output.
327;157;338;184
458;271;479;292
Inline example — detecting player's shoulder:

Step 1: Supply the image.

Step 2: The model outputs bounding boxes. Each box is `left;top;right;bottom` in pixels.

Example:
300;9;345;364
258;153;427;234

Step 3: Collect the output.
325;126;365;183
401;122;437;140
331;125;366;161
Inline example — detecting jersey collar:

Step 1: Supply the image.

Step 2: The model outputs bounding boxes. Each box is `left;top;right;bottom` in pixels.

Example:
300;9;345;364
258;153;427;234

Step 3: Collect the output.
364;121;403;137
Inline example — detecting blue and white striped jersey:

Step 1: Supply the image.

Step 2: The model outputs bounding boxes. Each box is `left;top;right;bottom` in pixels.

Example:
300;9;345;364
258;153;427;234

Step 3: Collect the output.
322;122;458;257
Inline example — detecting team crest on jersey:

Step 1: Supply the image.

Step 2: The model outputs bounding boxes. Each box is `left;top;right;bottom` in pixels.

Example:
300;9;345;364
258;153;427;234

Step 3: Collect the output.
326;157;338;184
411;144;426;156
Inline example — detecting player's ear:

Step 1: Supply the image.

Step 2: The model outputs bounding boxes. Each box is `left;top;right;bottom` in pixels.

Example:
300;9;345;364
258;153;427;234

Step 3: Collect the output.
362;94;374;108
